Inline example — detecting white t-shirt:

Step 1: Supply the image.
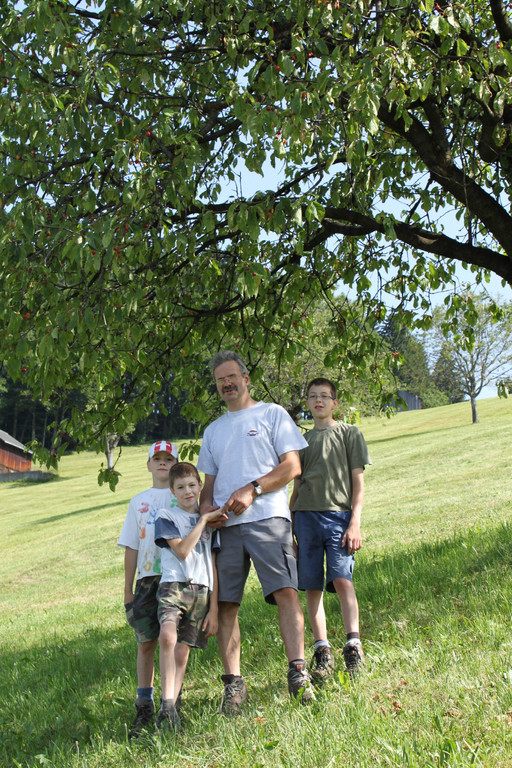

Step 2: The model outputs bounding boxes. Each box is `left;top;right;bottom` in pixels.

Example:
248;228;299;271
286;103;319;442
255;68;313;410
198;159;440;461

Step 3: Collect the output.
197;401;308;527
154;507;219;591
117;487;177;579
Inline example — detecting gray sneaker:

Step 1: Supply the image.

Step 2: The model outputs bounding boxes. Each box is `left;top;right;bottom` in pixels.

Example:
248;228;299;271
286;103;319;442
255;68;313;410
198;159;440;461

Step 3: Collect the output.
343;641;366;676
128;697;155;739
156;699;180;733
287;661;315;703
311;645;335;684
219;675;248;715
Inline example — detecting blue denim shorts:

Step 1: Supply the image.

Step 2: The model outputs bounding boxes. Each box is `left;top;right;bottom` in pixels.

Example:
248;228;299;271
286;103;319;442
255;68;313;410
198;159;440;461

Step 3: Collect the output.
294;510;354;593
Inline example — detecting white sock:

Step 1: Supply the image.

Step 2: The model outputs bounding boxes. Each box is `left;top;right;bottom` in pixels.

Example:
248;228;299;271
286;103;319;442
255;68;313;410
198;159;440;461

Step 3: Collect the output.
314;639;331;650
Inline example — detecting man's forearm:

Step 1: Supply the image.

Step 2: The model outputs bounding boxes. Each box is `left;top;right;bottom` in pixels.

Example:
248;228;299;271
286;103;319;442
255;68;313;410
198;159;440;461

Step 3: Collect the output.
254;451;301;494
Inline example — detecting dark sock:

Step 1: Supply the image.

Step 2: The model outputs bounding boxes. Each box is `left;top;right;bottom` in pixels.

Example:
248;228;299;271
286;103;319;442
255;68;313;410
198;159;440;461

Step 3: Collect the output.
221;674;243;684
137;687;154;701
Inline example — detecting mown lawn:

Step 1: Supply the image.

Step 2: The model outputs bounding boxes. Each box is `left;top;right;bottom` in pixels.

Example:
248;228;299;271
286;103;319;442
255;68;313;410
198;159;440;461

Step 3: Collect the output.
1;397;511;767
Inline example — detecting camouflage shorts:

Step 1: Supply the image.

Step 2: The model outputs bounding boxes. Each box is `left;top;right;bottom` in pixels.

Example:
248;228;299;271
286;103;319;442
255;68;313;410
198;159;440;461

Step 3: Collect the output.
157;581;210;649
125;574;161;644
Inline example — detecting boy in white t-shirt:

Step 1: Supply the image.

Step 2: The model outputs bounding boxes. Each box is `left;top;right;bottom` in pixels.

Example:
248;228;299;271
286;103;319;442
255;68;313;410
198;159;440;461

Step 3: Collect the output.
117;441;179;738
154;462;227;732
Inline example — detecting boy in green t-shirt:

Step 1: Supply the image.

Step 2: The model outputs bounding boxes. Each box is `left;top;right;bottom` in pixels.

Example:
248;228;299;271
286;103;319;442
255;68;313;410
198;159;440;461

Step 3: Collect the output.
289;378;371;681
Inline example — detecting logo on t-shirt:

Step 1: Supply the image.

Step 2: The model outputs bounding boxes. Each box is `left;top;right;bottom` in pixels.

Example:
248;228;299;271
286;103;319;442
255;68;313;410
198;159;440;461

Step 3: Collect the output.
247;429;259;436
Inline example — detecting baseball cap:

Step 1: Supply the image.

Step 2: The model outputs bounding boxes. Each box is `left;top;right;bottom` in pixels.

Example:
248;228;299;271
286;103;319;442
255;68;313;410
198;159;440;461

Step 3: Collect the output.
147;441;179;460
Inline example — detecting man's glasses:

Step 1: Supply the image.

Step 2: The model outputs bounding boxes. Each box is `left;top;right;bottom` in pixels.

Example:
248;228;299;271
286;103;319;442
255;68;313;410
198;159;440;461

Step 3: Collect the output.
215;373;243;385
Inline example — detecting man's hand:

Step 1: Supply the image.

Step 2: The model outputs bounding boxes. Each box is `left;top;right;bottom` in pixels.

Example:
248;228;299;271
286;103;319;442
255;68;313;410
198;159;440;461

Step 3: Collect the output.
224;484;256;516
342;522;362;555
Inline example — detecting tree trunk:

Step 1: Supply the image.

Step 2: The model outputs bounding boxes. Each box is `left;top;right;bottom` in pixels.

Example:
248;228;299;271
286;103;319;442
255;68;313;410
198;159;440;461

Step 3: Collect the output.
42;410;48;448
471;396;479;424
105;433;120;470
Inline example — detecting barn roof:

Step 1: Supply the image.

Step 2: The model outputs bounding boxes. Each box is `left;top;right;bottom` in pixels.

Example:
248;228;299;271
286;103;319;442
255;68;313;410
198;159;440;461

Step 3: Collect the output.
0;430;33;455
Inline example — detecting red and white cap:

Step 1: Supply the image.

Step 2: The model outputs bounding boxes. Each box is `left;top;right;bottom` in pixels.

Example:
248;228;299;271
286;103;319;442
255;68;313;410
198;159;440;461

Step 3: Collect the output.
147;441;179;460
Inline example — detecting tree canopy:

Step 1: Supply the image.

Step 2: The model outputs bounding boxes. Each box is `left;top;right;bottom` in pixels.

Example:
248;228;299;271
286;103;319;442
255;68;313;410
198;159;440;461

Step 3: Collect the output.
1;0;512;479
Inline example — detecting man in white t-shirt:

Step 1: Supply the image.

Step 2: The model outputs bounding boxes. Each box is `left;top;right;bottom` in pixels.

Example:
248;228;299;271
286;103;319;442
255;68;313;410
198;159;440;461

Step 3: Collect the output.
197;351;315;712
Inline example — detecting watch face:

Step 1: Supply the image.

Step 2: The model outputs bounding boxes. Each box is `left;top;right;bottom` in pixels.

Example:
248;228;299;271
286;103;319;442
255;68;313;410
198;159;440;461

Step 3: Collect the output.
252;481;262;495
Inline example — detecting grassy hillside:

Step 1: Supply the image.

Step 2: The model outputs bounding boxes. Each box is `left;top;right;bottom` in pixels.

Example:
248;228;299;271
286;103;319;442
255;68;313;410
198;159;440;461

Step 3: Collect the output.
1;397;511;767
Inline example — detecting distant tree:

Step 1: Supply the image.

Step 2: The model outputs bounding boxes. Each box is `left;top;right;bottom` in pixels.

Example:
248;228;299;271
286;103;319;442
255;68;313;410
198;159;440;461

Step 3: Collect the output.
256;294;395;421
379;315;443;405
430;295;512;422
432;343;466;404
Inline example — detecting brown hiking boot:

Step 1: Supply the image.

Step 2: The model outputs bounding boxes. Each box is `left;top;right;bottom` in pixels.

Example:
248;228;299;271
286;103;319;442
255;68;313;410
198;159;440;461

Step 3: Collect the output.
219;675;248;715
128;697;155;739
287;661;315;703
311;645;335;684
156;699;180;733
343;641;366;676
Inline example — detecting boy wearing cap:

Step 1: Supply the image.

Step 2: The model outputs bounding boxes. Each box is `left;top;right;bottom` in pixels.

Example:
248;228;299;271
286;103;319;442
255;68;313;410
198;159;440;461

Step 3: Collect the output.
118;440;179;738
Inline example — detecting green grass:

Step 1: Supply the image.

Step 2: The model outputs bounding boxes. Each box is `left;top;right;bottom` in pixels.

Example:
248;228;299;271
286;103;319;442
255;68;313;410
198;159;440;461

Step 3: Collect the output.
1;398;512;767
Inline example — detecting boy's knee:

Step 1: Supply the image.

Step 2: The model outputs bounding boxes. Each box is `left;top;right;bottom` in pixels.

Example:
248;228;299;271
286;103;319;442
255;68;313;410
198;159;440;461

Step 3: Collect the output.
159;622;178;646
332;577;353;593
138;637;158;654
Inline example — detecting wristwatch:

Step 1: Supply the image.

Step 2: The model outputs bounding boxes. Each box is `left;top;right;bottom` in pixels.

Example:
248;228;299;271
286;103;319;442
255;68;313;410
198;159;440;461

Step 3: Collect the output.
251;481;263;496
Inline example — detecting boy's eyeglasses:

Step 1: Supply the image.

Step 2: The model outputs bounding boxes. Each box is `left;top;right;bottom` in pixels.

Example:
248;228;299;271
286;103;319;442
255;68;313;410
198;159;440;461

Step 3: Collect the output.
307;394;335;401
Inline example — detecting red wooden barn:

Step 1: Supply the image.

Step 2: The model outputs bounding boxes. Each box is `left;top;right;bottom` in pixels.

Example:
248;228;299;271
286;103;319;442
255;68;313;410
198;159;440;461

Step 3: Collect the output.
0;430;32;473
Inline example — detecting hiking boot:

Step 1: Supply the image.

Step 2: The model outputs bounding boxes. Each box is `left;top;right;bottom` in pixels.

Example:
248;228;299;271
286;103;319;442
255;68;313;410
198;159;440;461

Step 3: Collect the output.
343;641;366;676
156;699;180;733
128;696;155;739
310;645;335;684
287;661;315;703
219;675;248;715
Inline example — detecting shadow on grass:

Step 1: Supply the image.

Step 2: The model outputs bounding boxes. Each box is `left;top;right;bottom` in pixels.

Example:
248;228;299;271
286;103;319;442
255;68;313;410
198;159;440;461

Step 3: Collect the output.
34;500;128;526
1;522;511;764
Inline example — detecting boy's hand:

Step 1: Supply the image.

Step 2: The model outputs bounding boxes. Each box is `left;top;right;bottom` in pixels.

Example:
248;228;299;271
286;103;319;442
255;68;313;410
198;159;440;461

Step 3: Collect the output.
342;522;362;555
202;610;218;638
199;503;225;528
203;508;228;526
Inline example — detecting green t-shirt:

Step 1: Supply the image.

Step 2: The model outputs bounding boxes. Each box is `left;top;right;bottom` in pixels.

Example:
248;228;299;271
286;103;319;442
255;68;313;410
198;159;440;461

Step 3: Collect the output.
293;422;371;512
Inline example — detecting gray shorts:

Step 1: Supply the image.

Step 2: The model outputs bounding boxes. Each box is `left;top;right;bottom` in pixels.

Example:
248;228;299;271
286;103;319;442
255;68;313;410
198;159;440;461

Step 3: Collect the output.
157;581;210;649
217;517;298;606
